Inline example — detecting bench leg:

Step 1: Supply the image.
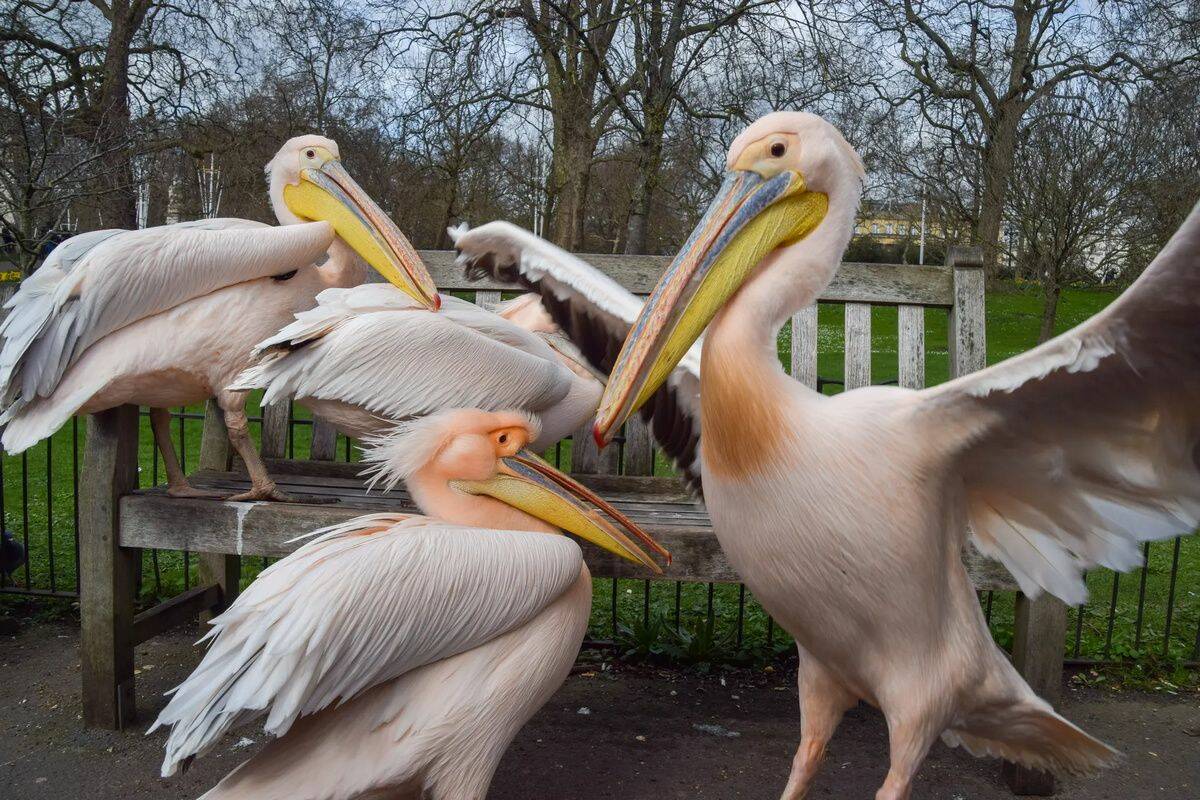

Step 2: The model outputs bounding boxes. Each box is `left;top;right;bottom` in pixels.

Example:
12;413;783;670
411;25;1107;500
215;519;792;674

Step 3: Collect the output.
1001;592;1069;795
197;553;241;624
79;405;140;729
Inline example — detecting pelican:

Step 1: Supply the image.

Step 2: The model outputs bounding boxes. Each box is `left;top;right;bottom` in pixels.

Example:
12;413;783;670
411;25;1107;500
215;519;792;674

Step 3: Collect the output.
150;408;666;799
230;282;604;452
454;112;1200;799
0;135;438;500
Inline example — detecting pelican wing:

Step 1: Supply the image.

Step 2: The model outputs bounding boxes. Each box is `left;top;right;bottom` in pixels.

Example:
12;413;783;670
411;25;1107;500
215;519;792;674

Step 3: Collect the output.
452;221;703;491
151;512;582;776
0;218;332;411
922;203;1200;605
232;283;574;426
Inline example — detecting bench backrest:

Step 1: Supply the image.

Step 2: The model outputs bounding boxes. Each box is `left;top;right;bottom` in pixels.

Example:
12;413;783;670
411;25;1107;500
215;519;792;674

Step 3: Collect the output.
210;246;985;478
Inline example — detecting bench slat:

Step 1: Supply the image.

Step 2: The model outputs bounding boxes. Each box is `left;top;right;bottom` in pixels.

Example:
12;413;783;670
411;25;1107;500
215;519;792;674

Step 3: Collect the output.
790;304;818;388
898;304;925;390
844;302;872;390
410;251;956;306
119;471;1017;591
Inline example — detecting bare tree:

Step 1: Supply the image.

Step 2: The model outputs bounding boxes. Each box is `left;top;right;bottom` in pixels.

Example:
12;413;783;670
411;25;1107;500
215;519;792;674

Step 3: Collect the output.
851;0;1198;276
1008;91;1133;340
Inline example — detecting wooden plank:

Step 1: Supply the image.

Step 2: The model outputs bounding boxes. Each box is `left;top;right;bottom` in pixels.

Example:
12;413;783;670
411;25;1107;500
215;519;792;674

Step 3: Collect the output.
1002;593;1069;795
790;304;819;389
79;404;140;729
119;487;1017;591
396;251;956;306
132;584;221;645
897;304;925;389
309;418;338;461
572;425;619;475
947;246;986;378
260;403;290;459
622;417;655;476
844;302;872;390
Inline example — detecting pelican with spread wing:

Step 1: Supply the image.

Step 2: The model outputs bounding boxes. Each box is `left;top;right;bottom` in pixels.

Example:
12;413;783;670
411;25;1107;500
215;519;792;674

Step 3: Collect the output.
455;112;1200;799
151;408;666;799
231;283;604;452
0;135;438;501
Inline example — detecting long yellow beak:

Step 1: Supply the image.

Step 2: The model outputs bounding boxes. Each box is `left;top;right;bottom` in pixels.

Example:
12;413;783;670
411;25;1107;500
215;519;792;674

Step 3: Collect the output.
284;159;441;310
451;450;668;574
592;169;827;445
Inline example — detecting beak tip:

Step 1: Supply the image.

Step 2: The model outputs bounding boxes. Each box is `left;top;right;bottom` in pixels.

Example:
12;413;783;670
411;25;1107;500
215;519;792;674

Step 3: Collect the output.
592;423;608;449
432;292;442;311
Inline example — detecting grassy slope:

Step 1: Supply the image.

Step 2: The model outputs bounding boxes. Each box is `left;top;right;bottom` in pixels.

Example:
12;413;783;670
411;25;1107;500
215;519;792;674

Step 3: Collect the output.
2;283;1196;668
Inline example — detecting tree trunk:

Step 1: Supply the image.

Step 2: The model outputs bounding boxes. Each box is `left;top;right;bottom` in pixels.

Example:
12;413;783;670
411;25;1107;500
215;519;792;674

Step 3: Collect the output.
435;179;459;249
94;5;137;230
548;112;596;250
1038;270;1061;343
624;112;666;255
975;107;1022;280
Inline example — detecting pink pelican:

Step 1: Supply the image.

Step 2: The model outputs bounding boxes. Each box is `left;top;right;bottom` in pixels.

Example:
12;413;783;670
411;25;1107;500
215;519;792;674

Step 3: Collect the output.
150;408;666;799
231;284;604;452
0;135;438;500
454;112;1199;798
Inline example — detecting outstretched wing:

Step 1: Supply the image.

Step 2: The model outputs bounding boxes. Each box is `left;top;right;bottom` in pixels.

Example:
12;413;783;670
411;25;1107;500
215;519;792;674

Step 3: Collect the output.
151;513;582;776
0;218;332;412
232;284;576;434
452;221;703;492
922;202;1200;604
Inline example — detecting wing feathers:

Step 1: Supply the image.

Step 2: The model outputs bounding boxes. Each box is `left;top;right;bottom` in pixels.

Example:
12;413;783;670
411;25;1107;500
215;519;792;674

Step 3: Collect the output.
927;202;1200;603
152;513;582;776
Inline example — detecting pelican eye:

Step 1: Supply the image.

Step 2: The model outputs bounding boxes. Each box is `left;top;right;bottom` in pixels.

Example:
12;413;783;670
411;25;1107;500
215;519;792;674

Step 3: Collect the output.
770;142;786;158
305;148;316;159
498;433;508;445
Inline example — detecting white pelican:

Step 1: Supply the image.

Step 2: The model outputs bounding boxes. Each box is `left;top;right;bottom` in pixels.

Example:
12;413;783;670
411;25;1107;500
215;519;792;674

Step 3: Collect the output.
231;284;603;452
454;112;1200;799
0;135;439;500
150;408;666;799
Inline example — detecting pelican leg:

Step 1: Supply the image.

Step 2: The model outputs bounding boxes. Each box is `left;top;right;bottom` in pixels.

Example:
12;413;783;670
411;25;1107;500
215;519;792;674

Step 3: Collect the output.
150;407;225;498
874;708;941;800
780;647;856;800
216;390;315;503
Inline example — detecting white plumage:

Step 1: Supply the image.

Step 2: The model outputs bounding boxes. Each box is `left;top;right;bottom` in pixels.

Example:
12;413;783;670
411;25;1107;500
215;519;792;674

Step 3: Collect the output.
0;219;333;451
233;283;602;450
150;512;581;777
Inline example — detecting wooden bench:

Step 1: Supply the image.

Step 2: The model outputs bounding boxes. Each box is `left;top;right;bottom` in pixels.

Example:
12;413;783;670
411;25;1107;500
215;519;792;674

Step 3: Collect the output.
77;246;1066;794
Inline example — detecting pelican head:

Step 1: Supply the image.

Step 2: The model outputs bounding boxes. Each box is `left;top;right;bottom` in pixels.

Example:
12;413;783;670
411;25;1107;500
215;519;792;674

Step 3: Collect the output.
593;111;864;445
267;135;440;310
360;408;669;573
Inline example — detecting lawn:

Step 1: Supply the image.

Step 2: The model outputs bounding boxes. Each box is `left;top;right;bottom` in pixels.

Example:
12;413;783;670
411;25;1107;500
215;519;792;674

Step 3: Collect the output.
2;281;1197;673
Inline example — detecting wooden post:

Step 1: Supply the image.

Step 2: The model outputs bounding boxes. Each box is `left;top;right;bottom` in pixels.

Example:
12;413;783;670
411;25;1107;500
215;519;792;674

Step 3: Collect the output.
622;417;655;476
947;246;986;378
309;419;338;461
260;403;291;459
196;400;240;620
946;246;1068;794
1002;593;1070;795
79;404;140;729
790;305;819;389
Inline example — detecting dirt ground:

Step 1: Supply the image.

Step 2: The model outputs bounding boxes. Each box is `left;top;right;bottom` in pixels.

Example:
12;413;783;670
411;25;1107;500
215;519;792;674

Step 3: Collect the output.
1;621;1197;799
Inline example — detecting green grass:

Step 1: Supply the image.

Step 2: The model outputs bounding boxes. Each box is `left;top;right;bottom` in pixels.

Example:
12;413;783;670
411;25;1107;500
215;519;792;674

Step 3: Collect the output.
2;282;1197;674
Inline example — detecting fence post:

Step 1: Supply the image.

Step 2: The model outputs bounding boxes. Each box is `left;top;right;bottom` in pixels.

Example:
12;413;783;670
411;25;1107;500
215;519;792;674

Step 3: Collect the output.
197;400;241;620
79;404;140;729
947;246;985;379
1002;593;1070;795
